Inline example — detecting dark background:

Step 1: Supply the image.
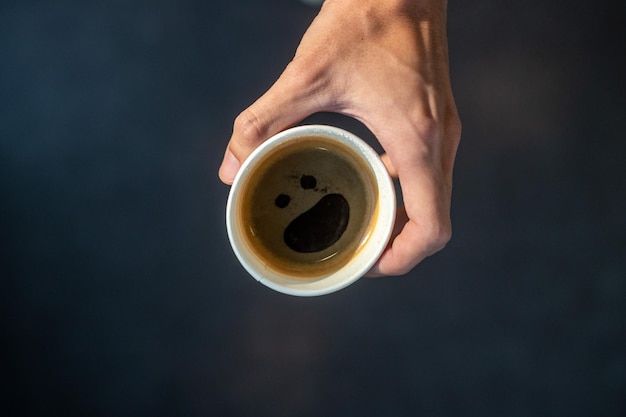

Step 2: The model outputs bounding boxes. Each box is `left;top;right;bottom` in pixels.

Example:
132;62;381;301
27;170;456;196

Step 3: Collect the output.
2;0;625;416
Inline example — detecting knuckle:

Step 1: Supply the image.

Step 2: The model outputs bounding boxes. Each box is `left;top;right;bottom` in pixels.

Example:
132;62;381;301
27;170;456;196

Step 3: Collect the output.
284;56;333;98
282;58;312;88
284;56;309;76
384;221;452;276
289;53;326;78
425;223;452;253
233;110;266;151
416;114;440;139
411;103;463;144
447;112;462;140
407;114;441;150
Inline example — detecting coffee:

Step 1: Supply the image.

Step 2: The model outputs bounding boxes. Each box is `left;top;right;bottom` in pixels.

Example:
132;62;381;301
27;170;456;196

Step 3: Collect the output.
238;136;378;278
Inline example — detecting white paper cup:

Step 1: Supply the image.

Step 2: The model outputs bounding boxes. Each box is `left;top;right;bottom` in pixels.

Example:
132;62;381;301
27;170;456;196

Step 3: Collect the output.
226;125;395;296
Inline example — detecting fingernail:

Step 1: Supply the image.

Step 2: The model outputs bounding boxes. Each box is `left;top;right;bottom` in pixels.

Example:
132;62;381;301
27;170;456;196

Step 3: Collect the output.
219;149;240;184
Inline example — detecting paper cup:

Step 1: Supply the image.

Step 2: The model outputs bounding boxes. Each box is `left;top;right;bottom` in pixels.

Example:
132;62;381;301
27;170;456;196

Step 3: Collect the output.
226;125;395;296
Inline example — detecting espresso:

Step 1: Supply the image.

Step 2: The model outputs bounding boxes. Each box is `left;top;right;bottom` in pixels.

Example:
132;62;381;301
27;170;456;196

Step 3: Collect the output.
238;136;377;278
284;193;350;253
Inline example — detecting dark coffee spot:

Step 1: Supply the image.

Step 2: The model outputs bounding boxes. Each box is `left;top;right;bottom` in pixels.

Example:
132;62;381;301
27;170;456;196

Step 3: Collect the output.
274;194;291;208
284;194;349;253
300;174;317;190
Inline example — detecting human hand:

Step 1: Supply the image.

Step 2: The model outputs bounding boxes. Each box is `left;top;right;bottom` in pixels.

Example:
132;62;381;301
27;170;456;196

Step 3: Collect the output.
219;0;461;276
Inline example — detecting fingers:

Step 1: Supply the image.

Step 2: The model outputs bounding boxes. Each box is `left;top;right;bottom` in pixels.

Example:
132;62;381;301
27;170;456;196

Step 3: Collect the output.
368;170;452;276
366;190;449;277
364;206;408;277
366;121;454;276
380;153;399;178
369;189;451;276
218;63;328;184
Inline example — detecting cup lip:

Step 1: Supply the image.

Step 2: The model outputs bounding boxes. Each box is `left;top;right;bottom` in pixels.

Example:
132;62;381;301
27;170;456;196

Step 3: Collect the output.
226;124;395;296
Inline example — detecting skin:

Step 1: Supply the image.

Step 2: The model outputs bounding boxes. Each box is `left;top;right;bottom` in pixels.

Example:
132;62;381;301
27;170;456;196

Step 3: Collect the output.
219;0;461;276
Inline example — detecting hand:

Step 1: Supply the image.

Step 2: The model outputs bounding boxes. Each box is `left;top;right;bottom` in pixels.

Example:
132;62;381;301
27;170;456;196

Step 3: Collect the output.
219;0;461;276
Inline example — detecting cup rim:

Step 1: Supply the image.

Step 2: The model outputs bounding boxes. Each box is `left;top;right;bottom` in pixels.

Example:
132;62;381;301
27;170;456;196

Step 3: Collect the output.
226;124;395;296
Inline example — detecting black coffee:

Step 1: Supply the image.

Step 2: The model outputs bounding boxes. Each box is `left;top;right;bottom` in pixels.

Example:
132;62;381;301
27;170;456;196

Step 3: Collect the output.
284;192;349;253
238;136;377;278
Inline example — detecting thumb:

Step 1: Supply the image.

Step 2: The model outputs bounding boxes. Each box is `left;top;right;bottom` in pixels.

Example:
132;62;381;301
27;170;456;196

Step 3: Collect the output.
218;65;327;184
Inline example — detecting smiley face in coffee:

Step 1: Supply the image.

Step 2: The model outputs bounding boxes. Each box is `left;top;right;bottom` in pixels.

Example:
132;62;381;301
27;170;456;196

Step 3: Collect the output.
278;174;350;253
238;136;378;278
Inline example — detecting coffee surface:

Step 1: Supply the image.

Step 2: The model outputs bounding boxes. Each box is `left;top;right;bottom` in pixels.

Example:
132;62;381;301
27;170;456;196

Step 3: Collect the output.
239;136;376;278
284;191;349;253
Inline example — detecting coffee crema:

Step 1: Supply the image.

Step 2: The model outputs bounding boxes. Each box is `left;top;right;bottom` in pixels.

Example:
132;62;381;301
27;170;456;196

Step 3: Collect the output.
238;136;378;278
